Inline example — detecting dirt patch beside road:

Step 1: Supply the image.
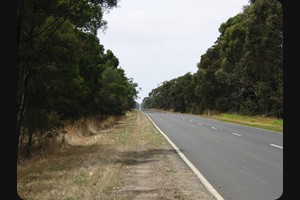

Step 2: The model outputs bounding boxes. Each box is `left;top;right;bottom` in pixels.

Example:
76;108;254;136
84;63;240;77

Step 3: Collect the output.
18;110;216;199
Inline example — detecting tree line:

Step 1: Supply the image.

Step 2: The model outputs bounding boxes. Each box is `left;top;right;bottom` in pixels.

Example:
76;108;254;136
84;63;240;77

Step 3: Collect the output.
142;0;282;118
17;0;138;158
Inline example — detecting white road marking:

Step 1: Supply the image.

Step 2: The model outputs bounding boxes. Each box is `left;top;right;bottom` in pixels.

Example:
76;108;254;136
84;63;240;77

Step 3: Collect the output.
189;120;193;123
144;113;224;200
270;144;283;149
198;123;203;126
211;127;218;130
232;133;242;136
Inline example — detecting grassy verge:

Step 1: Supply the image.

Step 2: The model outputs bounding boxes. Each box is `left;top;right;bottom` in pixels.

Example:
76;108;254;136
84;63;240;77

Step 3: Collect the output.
17;110;169;200
201;113;283;133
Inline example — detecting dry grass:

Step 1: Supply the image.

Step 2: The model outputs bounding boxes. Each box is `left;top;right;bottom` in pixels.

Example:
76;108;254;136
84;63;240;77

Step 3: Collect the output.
207;113;283;132
17;110;215;200
18;114;127;200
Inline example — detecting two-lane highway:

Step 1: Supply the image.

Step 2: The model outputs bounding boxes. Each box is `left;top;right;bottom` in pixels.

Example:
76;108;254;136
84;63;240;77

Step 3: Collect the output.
144;110;283;200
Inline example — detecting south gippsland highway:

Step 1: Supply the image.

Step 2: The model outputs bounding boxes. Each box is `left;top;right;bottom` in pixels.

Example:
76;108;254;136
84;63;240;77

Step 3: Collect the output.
144;110;283;200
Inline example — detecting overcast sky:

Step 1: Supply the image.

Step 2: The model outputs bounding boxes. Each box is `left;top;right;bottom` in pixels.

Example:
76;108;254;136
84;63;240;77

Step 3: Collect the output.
97;0;250;103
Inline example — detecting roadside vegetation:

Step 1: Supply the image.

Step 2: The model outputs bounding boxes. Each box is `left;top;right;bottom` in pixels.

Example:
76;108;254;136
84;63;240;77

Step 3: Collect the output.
202;112;283;132
17;110;215;200
17;111;162;199
17;0;138;159
142;0;283;120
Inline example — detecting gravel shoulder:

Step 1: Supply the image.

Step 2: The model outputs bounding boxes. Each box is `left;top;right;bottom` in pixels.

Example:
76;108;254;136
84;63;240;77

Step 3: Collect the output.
17;110;216;200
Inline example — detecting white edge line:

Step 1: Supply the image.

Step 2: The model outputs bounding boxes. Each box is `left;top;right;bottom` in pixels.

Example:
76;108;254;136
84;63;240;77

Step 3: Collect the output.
270;144;283;149
144;113;224;200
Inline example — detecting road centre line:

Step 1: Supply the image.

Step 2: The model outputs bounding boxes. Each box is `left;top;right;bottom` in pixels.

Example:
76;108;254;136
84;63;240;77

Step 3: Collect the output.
270;144;283;149
232;133;242;136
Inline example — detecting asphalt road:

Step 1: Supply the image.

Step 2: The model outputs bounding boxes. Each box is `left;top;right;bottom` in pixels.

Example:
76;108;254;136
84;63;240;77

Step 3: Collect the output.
144;110;283;200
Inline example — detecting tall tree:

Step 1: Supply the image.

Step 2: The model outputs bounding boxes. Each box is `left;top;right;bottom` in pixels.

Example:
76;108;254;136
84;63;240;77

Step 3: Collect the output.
143;0;282;118
17;0;120;158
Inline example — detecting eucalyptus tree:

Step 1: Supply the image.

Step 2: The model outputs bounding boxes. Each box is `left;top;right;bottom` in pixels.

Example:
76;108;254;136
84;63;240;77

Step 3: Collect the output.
98;51;138;116
214;0;282;116
144;0;282;118
241;0;283;117
195;0;282;116
17;0;119;158
195;44;226;113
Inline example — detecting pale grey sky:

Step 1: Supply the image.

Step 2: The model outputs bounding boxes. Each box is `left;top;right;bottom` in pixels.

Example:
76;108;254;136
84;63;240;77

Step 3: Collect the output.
97;0;250;103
